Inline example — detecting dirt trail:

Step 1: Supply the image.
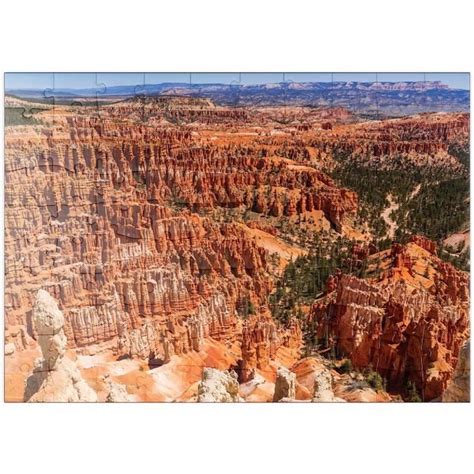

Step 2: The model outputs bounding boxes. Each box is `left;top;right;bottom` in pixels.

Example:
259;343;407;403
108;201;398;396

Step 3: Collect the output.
381;194;399;239
410;183;421;199
382;185;421;239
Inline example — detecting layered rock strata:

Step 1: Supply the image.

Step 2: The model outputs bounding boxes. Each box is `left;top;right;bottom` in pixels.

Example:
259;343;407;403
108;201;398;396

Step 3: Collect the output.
239;314;302;382
5;96;469;402
5;98;352;365
310;239;469;400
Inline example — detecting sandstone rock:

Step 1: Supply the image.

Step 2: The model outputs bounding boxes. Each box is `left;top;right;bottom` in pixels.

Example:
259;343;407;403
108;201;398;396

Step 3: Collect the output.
197;367;240;402
24;290;97;402
273;366;296;402
104;375;133;402
25;358;98;403
312;369;336;402
4;97;358;361
321;113;469;172
33;289;66;370
442;340;470;402
239;315;302;383
5;343;15;356
311;238;469;401
290;357;339;402
5;94;468;403
290;356;391;402
409;235;437;254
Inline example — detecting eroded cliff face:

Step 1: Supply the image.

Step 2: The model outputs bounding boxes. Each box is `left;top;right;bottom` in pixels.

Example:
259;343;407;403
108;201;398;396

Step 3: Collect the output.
312;113;469;172
4;97;469;402
310;237;469;400
442;340;470;402
5;98;321;400
238;314;302;383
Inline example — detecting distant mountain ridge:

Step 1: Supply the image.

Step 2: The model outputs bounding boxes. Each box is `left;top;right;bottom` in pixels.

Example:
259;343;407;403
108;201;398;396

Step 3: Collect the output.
6;81;469;116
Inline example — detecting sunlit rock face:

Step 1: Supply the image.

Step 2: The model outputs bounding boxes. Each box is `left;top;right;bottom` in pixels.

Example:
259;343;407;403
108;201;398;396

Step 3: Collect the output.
310;238;469;401
442;340;470;402
4;93;469;402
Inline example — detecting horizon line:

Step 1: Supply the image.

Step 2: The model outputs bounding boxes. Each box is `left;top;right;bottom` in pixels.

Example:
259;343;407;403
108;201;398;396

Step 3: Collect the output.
5;79;470;92
5;72;470;91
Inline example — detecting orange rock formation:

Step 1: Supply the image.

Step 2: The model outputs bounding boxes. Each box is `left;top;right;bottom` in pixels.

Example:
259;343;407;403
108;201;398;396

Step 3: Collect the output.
310;238;469;400
4;96;469;402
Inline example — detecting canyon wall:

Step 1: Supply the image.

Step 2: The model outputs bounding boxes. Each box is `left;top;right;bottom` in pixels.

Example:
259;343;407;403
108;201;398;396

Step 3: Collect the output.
310;238;469;400
5;100;318;384
4;97;469;401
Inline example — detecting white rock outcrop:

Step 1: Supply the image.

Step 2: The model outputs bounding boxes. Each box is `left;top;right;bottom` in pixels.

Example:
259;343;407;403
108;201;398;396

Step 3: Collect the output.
312;369;337;402
33;289;67;370
273;366;296;402
197;368;240;402
24;290;97;402
5;343;15;356
104;375;133;402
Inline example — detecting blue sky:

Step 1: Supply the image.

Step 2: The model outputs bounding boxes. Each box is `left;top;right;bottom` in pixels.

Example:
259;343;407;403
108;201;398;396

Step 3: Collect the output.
5;72;470;90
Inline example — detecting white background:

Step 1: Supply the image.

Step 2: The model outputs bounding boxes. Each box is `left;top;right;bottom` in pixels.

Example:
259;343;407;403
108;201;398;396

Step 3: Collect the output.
1;1;472;473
